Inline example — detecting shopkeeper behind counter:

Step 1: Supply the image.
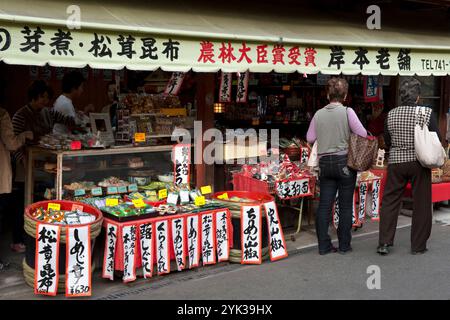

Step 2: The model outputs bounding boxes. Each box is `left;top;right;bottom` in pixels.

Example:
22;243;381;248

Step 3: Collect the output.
53;71;93;135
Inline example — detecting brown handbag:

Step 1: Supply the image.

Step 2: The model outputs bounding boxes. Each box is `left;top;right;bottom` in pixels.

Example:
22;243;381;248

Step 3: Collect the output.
345;108;379;171
347;133;379;171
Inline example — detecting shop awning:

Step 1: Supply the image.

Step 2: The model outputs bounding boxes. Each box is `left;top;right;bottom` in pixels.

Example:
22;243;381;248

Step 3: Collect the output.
0;0;450;75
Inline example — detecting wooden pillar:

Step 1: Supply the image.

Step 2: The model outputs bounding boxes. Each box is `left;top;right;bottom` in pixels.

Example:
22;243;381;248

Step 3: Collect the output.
195;73;216;188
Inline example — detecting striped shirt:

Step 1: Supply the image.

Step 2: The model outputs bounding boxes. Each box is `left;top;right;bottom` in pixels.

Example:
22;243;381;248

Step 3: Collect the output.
12;105;75;163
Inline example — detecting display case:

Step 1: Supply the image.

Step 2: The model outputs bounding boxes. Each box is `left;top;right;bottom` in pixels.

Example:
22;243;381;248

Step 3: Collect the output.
25;145;183;206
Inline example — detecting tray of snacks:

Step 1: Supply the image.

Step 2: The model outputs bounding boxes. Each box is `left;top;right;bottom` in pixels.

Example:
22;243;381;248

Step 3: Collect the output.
100;201;158;222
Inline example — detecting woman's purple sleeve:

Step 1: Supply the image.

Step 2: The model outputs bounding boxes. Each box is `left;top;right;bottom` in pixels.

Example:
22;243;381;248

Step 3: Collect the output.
347;108;367;138
306;116;317;144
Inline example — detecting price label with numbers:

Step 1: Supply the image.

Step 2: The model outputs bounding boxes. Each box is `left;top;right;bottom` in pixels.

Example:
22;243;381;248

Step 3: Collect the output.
201;186;212;195
47;203;61;211
91;187;102;196
118;186;128;193
158;189;168;199
194;196;206;206
128;184;138;192
74;189;86;197
134;133;146;142
106;198;119;207
133;199;146;208
107;187;118;195
71;204;84;212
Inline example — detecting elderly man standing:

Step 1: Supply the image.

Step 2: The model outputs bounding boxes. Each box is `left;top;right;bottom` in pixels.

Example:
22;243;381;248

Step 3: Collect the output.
377;77;441;256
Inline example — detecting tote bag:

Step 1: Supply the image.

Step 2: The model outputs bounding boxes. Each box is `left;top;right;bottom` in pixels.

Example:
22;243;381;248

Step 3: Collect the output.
414;106;446;169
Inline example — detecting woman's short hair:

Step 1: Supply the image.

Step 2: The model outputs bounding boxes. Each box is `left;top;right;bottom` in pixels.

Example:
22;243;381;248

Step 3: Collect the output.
399;77;421;106
28;80;53;102
327;77;348;102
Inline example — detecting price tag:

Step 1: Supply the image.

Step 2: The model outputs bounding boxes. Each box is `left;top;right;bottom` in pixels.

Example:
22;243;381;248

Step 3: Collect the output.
158;189;168;199
128;184;138;192
132;199;146;208
194;196;206;206
180;190;190;204
145;191;156;197
74;189;86;197
71;204;84;212
91;187;102;196
118;186;128;193
201;185;212;195
217;193;229;200
70;140;82;150
107;187;118;195
134;133;146;142
167;193;179;205
106;198;119;207
47;203;61;211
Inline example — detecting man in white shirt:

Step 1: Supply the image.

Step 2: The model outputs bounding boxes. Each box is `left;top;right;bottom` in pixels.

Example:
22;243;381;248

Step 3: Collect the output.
53;71;88;135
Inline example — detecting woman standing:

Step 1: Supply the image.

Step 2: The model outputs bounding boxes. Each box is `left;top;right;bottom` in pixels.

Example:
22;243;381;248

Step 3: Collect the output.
307;78;367;255
0;108;32;270
377;77;440;255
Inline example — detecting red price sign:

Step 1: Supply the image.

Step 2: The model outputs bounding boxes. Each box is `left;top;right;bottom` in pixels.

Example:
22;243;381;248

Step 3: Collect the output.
71;141;82;150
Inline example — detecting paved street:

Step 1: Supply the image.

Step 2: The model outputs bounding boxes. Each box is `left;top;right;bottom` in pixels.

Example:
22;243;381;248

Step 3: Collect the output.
94;222;450;300
1;208;449;300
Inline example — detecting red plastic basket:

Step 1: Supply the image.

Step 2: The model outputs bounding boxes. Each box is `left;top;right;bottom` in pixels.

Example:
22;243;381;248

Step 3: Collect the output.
25;200;103;227
232;173;276;194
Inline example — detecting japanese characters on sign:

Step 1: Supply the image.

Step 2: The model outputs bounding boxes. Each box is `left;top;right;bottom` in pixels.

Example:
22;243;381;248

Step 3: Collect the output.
0;23;449;74
371;179;381;220
358;181;369;224
156;220;170;275
171;218;186;271
139;223;153;278
164;72;186;95
102;223;118;280
263;201;288;261
66;226;91;297
122;225;137;283
236;71;249;103
300;146;310;164
275;178;311;200
215;210;230;262
187;215;200;268
173;144;191;186
219;72;232;103
201;213;216;265
35;223;60;296
364;75;381;102
241;205;262;265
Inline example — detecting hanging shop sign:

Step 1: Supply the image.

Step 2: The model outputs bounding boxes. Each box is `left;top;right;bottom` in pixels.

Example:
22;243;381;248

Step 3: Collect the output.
173;144;191;186
215;210;230;262
241;205;262;265
35;223;60;296
0;23;449;74
236;71;250;103
370;179;381;221
363;75;381;102
122;225;137;283
275;177;312;200
187;214;201;268
66;226;91;297
156;220;170;275
102;223;118;280
164;72;185;95
263;201;288;261
171;217;186;271
201;212;217;266
139;223;154;278
219;72;232;103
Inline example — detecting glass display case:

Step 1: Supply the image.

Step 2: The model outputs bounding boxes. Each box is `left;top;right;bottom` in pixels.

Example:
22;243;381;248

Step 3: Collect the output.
25;145;181;206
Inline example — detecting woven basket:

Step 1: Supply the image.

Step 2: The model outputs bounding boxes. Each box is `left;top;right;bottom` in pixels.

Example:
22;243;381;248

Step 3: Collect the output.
24;200;103;244
23;259;96;294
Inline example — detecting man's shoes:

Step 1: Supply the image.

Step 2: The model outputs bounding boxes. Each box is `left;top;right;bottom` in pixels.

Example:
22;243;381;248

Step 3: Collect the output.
10;243;26;253
338;247;353;255
319;245;338;255
377;244;390;255
411;248;428;255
